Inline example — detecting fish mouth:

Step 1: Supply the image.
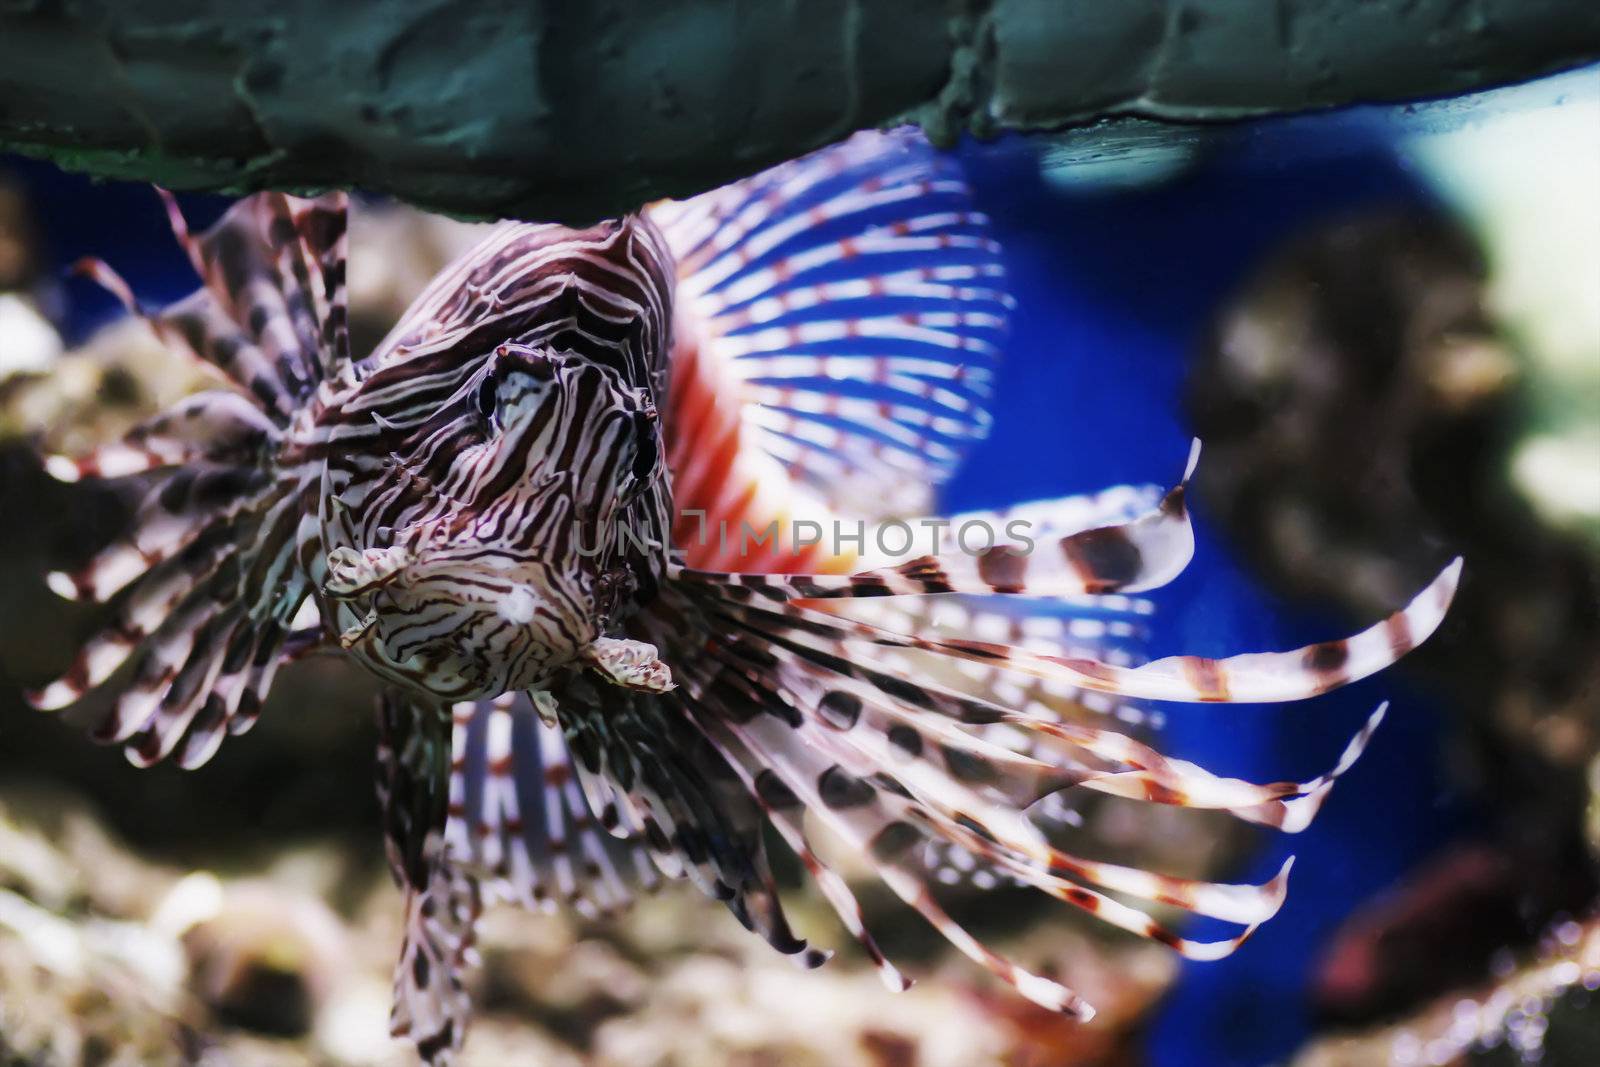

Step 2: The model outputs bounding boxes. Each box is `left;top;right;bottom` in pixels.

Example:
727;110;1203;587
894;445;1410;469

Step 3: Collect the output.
334;598;502;700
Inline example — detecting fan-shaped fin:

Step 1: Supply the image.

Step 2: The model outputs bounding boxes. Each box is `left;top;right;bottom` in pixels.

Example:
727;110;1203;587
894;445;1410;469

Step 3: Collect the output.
444;692;658;917
654;129;1012;570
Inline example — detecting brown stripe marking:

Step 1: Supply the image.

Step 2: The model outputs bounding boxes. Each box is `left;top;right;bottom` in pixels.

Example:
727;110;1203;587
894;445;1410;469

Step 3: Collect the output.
1384;612;1415;659
1142;780;1186;806
1302;640;1350;688
1179;656;1232;702
1060;657;1118;684
1146;925;1183;950
1063;886;1099;912
976;544;1027;593
1159;483;1187;517
1059;526;1144;593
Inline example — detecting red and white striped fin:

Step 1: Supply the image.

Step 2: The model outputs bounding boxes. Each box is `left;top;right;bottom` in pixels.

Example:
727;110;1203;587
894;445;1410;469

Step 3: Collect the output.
42;394;282;605
702;558;1460;705
444;693;657;918
877;753;1293;933
109;598;246;765
29;190;350;769
29;519;246;710
906;559;1463;704
680;459;1195;601
822;487;1163;875
682;700;911;985
375;694;478;1067
28;474;316;767
45;476;262;606
630;545;1452;1018
71;252;295;424
1058;701;1390;832
76;192;349;425
706;590;1377;837
157;189;351;400
116;616;312;770
686;616;1304;929
41;390;277;486
688;686;1103;1017
831;593;1153;730
655;128;1012;571
469;680;818;966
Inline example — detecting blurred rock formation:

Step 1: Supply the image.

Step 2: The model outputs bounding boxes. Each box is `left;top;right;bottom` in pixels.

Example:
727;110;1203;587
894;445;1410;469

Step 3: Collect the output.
1188;206;1600;1033
1292;913;1600;1067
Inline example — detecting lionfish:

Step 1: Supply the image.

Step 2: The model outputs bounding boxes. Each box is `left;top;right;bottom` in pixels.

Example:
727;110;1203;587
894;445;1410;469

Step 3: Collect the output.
30;131;1458;1061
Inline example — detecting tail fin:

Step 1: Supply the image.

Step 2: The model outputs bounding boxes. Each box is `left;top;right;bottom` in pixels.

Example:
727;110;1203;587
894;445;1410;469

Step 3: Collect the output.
28;191;349;768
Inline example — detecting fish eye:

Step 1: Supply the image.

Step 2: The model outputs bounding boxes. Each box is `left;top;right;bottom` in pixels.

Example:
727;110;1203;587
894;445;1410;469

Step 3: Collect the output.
474;375;498;423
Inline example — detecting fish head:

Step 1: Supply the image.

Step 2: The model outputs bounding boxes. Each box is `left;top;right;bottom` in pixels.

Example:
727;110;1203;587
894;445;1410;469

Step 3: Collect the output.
326;538;591;701
323;344;664;701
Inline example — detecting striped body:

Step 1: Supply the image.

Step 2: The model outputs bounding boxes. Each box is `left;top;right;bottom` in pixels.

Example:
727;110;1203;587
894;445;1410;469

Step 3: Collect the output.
302;217;675;702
